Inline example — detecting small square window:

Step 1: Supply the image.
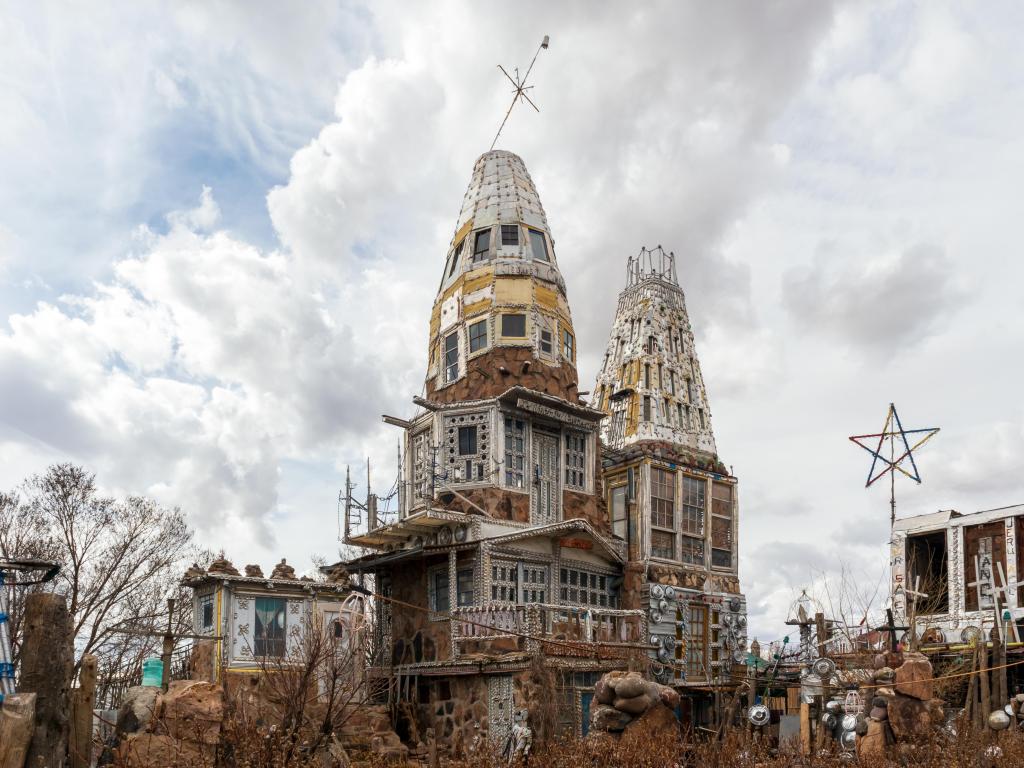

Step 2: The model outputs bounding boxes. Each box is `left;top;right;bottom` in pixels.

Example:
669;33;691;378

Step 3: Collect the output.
501;225;519;246
468;319;488;353
529;229;548;261
562;330;574;361
473;229;491;261
458;426;477;455
501;314;526;337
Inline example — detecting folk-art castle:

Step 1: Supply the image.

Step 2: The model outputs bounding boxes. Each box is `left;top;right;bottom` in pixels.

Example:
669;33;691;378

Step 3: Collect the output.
186;150;748;749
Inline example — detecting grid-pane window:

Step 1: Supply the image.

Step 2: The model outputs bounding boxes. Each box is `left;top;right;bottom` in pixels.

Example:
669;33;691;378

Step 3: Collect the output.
504;418;526;488
540;329;553;354
681;476;705;535
458;426;477;455
501;224;519;245
491;561;518;602
564;432;586;490
457;568;474;606
651;468;675;529
444;412;488;483
610;485;627;539
431;570;450;612
643;396;652;421
529;229;548;261
473;229;491;261
468;319;488;352
711;482;734;568
254;597;287;657
444;332;459;382
651;529;675;559
680;535;705;566
563;330;574;361
521;564;548;603
686;604;708;679
559;567;616;607
199;595;214;630
501;314;526;337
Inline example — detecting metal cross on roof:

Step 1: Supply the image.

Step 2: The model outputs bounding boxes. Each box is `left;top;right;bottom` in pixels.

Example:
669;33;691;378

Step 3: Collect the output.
490;36;550;151
849;403;939;527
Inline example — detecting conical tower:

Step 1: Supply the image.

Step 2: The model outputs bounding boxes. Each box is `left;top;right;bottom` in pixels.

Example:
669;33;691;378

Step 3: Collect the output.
592;246;718;460
425;150;580;404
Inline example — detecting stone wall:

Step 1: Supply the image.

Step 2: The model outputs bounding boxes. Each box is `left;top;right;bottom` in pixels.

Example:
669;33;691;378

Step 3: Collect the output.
427;346;579;404
390;558;451;666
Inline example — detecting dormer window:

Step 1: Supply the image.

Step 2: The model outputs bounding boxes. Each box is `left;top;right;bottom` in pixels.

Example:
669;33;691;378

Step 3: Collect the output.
529;229;548;262
501;225;519;246
473;229;491;262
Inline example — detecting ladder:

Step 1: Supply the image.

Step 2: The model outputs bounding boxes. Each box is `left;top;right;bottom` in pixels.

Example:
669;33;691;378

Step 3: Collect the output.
0;559;61;702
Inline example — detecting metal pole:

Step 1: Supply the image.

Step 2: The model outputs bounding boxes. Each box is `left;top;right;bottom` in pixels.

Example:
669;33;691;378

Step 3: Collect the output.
0;570;15;698
161;597;175;692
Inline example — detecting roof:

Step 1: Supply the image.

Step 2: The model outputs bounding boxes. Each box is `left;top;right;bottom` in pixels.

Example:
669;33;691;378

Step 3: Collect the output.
182;571;351;596
894;503;1024;534
485;518;625;564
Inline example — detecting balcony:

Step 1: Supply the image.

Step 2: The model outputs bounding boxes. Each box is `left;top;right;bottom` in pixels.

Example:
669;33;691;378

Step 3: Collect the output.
451;603;647;660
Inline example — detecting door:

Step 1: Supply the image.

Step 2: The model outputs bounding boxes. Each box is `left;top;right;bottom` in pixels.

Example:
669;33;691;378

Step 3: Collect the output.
580;691;593;736
531;431;560;525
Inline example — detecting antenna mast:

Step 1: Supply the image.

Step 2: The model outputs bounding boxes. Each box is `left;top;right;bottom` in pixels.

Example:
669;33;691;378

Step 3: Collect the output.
490;35;550;151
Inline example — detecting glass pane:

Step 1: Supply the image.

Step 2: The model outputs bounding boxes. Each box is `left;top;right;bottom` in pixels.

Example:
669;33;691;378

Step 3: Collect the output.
501;314;526;337
529;229;548;261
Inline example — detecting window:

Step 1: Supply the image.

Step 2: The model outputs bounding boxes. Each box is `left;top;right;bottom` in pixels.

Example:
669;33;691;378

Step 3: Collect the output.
448;239;464;278
677;403;684;427
651;467;675;529
504;417;526;488
431;570;450;612
562;330;574;361
468;319;488;353
529;229;548;261
651;530;675;559
710;479;734;567
686;604;708;679
444;331;459;382
684;405;692;429
457;568;474;607
564;431;586;490
699;409;706;430
686;378;694;403
662;398;670;422
559;567;616;607
501;313;526;337
680;535;705;566
411;430;431;502
521;564;548;603
647;335;656;354
199;595;214;630
491;561;518;602
458;426;477;455
669;370;675;395
501;224;519;246
540;329;553;354
681;476;705;535
610;485;627;539
644;364;651;388
254;597;287;657
473;229;491;261
643;396;652;421
658;364;663;389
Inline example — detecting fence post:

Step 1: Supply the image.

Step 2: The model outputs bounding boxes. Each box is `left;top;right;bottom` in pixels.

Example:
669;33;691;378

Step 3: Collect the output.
21;592;73;768
70;654;97;768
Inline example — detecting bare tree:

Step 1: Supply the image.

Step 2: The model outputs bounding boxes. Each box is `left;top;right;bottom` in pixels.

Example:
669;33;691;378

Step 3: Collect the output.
0;464;193;691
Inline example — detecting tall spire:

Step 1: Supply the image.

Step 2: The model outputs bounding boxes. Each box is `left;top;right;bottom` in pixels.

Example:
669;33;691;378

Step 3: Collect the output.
424;150;579;404
592;246;717;457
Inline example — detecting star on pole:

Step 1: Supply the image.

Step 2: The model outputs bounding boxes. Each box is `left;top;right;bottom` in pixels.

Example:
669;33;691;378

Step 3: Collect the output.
849;403;940;488
490;36;549;151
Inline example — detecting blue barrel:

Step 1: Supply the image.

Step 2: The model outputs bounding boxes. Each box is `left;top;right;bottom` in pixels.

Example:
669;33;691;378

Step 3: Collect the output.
141;657;163;687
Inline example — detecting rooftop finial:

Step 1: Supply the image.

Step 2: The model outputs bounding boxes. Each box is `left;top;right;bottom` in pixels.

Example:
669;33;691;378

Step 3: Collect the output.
626;245;678;288
490;36;550;151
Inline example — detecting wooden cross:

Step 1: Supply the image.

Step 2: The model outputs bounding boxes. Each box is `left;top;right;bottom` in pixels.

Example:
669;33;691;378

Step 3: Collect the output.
872;608;909;652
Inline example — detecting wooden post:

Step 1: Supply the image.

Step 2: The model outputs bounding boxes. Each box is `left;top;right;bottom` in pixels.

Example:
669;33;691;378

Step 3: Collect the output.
20;593;73;768
799;699;812;756
979;635;991;726
991;626;1006;713
69;653;97;768
965;644;979;727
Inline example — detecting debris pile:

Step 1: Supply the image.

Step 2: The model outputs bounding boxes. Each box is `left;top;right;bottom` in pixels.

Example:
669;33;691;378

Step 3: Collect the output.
114;681;224;767
856;651;945;759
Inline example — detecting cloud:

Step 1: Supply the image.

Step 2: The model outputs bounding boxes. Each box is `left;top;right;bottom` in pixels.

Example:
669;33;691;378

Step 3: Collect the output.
781;242;969;357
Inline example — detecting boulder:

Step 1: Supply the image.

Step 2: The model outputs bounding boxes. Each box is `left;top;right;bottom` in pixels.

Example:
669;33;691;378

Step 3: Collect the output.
619;704;680;750
895;652;933;701
857;719;888;760
595;677;615;705
591;704;632;732
613;673;647;699
155;680;224;745
117;734;207;768
614;694;653;716
656;685;680;710
117;686;160;734
887;695;932;742
189;641;216;683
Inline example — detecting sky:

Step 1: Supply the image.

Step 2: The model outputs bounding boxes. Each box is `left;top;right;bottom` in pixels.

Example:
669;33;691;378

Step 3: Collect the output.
2;0;1023;644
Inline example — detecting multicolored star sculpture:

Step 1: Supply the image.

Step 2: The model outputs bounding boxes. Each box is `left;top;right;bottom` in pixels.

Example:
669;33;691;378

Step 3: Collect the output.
849;403;940;487
849;403;939;527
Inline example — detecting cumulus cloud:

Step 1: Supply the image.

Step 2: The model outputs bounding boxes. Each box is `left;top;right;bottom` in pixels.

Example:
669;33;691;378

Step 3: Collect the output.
781;242;969;357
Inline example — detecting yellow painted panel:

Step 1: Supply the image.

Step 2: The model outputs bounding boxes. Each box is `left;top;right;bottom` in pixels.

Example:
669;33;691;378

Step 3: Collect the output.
495;277;533;305
453;220;473;248
535;284;558;310
463;299;491;318
626;394;639;436
461;270;494;296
